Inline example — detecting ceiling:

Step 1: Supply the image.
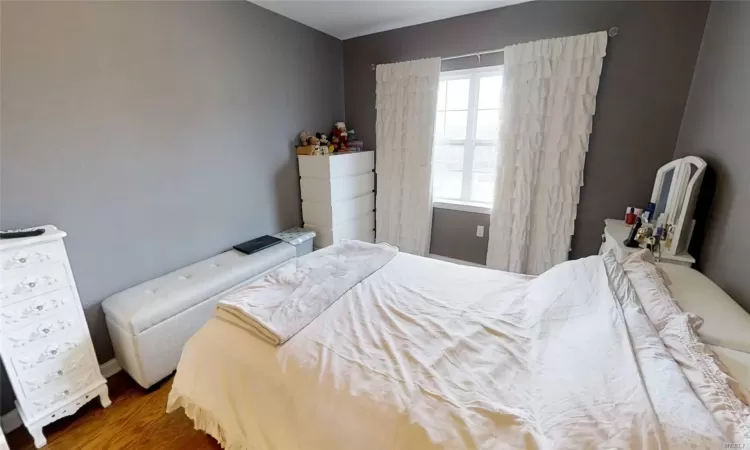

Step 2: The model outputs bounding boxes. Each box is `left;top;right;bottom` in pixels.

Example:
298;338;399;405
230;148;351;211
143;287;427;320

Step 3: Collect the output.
252;1;530;40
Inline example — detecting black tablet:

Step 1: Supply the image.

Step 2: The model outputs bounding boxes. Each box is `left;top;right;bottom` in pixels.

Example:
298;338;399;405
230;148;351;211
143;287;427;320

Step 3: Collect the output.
233;235;283;255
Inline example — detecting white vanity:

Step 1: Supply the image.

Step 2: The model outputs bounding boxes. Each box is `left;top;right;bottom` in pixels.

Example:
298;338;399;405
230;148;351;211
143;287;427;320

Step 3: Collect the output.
0;226;109;448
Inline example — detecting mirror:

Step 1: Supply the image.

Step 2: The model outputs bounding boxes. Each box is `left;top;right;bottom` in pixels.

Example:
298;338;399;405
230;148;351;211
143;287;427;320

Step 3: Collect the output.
654;167;674;219
650;156;707;255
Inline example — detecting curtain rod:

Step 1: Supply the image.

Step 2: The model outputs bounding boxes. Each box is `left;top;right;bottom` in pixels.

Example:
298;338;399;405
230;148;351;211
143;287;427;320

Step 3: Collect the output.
370;27;618;71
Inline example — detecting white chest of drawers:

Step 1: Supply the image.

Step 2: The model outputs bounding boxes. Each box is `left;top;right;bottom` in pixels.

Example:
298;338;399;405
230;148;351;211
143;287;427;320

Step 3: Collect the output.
298;151;376;248
0;226;109;448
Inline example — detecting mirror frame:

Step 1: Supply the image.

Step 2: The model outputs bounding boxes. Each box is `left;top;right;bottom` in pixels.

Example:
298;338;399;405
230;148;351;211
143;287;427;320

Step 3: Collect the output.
649;156;706;255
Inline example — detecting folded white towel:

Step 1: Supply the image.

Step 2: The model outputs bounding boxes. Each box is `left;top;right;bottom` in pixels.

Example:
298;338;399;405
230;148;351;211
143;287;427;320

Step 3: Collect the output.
216;240;398;345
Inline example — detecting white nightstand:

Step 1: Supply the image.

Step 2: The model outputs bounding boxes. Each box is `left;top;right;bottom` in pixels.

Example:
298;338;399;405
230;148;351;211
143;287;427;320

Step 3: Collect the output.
599;219;695;267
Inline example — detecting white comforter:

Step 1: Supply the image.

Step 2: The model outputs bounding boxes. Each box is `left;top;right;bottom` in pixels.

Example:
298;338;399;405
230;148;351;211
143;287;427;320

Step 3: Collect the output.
167;251;742;449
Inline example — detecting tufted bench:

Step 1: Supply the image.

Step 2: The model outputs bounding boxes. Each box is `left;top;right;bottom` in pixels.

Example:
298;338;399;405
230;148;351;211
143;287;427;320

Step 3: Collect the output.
102;243;296;388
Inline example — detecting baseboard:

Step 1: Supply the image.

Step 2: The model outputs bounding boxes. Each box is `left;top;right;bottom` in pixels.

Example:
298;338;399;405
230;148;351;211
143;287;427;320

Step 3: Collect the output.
428;253;487;268
99;358;122;379
1;358;121;434
0;410;20;436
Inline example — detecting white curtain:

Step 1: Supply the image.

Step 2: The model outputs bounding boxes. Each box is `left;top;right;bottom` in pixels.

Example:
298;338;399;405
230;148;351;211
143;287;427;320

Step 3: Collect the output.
486;32;608;274
375;58;441;256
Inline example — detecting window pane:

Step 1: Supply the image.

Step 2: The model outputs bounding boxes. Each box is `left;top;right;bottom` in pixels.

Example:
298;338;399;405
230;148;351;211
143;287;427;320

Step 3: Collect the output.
434;112;445;139
471;145;497;204
471;171;496;204
476;109;500;141
436;81;447;111
478;75;503;109
433;145;464;200
445;111;467;139
446;78;470;110
472;145;497;173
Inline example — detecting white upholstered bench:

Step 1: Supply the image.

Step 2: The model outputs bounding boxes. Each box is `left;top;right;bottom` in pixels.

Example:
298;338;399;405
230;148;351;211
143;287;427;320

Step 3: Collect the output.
102;243;296;388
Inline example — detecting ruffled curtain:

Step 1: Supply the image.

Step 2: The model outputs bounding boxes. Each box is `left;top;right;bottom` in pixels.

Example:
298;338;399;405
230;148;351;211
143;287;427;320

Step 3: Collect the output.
486;32;608;274
375;58;441;256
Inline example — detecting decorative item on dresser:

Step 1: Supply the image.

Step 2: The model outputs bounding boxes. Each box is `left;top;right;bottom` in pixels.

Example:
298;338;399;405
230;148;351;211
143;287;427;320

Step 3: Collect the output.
298;151;375;248
599;219;695;267
0;225;109;448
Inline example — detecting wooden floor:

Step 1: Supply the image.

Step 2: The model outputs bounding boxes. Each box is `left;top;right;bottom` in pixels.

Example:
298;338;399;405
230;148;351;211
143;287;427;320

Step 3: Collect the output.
6;372;220;450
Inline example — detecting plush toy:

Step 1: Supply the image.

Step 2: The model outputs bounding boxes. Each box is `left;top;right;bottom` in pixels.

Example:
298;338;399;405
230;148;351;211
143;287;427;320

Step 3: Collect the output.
297;130;328;155
329;122;351;152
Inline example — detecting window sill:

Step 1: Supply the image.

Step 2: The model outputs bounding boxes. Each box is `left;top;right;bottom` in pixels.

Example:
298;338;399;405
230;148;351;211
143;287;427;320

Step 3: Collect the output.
433;200;491;215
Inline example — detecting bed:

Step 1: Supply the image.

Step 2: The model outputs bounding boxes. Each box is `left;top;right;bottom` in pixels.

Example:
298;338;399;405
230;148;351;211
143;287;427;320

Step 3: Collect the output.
167;244;750;449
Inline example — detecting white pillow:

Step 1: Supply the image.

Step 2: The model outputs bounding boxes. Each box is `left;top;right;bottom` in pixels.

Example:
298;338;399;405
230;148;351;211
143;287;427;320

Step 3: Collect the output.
660;263;750;354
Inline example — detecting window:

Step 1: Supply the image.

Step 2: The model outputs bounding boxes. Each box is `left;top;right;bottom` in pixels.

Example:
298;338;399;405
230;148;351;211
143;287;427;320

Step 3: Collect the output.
432;66;503;211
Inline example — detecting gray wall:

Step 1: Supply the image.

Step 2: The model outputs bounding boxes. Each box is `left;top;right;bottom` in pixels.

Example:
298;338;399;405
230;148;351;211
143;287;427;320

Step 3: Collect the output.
1;0;343;413
343;0;709;264
674;2;750;311
430;209;490;265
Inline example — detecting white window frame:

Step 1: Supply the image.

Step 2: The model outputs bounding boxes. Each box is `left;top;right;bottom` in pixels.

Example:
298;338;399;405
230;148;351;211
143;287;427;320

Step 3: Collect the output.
433;65;503;214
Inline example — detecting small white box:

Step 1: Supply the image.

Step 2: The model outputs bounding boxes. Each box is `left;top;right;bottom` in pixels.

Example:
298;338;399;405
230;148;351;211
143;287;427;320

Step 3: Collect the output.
273;228;317;257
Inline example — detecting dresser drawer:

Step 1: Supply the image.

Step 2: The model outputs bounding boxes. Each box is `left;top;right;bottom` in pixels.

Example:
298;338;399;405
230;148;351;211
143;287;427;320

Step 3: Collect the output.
305;212;375;248
298;151;374;179
1;240;67;272
0;263;70;307
25;366;99;417
300;172;375;203
12;337;88;375
302;193;375;228
1;287;75;331
19;352;95;399
2;306;78;352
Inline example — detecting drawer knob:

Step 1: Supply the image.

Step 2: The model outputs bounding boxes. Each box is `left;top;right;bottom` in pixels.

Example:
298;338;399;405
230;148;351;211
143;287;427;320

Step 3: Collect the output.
57;370;63;375
36;305;44;311
63;390;69;395
19;258;27;263
50;349;57;355
42;328;50;333
29;282;36;288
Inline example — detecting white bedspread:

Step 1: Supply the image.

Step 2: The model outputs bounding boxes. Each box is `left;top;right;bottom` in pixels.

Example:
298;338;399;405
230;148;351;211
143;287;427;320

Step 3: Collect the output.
215;241;397;345
168;252;743;449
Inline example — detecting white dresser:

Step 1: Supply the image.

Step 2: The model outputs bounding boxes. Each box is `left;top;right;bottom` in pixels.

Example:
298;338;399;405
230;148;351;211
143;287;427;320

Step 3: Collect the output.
599;218;695;267
0;226;109;448
298;151;375;248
